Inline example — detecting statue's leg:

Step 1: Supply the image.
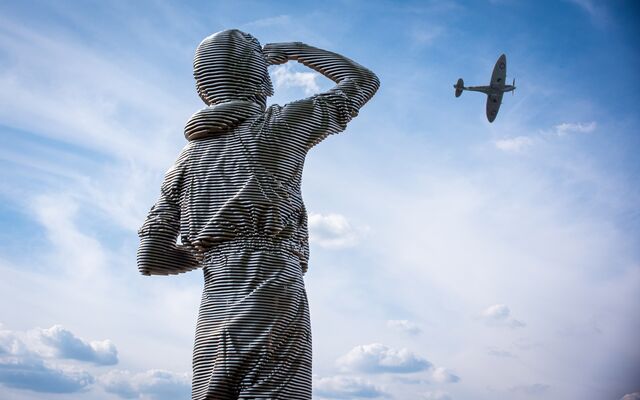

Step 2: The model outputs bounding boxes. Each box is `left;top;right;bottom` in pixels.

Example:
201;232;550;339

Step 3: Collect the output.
237;288;312;399
191;246;312;399
192;250;238;400
235;251;312;399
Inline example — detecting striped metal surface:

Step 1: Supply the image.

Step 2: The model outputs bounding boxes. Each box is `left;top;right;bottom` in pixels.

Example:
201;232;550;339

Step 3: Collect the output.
137;29;379;399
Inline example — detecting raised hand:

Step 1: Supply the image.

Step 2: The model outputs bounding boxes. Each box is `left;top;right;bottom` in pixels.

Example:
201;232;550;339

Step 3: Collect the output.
262;43;290;65
263;42;306;65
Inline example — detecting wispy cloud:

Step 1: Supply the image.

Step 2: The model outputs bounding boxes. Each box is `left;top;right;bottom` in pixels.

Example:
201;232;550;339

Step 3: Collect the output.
486;347;517;358
308;212;367;249
31;195;108;277
243;15;292;29
566;0;610;26
0;18;188;167
272;63;321;96
0;2;638;399
509;383;550;395
494;136;535;152
0;15;199;241
494;121;597;153
422;391;452;400
621;393;640;400
99;369;190;400
553;121;597;136
410;26;444;46
431;367;460;383
387;319;422;335
314;375;389;399
480;304;526;329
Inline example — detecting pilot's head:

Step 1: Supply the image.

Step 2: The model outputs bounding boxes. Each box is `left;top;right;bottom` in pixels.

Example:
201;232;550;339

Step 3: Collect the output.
193;29;273;109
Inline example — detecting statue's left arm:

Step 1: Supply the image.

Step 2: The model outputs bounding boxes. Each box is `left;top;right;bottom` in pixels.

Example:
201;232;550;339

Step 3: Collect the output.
137;146;199;276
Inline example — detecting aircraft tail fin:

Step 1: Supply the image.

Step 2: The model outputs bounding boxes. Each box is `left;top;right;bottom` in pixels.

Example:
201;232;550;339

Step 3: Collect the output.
512;78;516;96
454;78;464;97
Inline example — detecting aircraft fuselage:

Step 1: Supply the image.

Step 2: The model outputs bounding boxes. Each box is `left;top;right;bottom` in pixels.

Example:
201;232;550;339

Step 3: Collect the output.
453;54;516;122
464;84;515;95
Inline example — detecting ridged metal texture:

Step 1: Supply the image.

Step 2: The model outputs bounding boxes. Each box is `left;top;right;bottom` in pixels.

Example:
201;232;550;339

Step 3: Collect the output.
137;29;379;399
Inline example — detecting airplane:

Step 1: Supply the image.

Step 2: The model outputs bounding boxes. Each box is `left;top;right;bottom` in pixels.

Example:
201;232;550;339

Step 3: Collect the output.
454;54;516;122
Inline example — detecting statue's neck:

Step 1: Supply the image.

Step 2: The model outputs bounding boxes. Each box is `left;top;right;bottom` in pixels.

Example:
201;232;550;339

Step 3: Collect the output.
184;100;263;141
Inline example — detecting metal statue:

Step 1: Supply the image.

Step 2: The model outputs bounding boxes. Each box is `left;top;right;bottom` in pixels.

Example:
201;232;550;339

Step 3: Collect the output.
137;29;379;399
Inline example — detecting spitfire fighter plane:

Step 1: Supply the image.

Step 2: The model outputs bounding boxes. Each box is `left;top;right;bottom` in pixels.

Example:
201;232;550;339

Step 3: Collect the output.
454;54;515;122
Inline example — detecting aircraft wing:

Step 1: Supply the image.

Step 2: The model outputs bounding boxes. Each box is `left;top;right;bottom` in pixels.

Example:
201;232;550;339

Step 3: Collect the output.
491;54;507;86
486;92;504;122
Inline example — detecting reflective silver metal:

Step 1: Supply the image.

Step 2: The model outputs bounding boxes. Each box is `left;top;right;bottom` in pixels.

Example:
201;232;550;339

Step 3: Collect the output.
137;29;379;399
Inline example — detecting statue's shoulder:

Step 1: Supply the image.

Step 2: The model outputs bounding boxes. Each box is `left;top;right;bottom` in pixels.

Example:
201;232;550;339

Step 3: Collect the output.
264;103;283;117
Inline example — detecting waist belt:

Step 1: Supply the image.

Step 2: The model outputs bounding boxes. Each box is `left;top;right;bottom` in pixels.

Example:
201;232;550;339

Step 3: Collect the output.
202;237;304;261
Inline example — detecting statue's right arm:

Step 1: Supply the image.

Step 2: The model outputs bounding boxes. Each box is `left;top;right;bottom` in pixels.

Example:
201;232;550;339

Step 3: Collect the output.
263;42;379;108
263;42;380;149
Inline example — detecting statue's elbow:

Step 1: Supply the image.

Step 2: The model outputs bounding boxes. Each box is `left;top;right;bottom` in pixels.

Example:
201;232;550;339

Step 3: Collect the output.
367;71;380;97
137;249;158;276
355;69;380;102
137;259;154;276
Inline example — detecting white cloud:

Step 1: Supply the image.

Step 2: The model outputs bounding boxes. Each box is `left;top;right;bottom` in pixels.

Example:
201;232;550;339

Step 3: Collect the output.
99;369;190;400
480;304;526;328
0;4;638;400
0;326;95;393
243;15;291;28
0;323;190;397
410;26;444;46
314;375;389;399
482;304;510;320
80;163;163;232
100;370;138;399
387;319;422;335
31;194;108;278
272;63;321;96
495;121;596;152
567;0;610;26
337;343;431;374
37;325;118;366
0;357;94;394
553;121;597;136
2;324;118;366
621;393;640;400
0;329;29;357
494;136;534;152
422;391;452;400
509;383;550;395
308;212;366;249
486;347;516;358
0;17;205;239
431;367;460;383
0;18;186;168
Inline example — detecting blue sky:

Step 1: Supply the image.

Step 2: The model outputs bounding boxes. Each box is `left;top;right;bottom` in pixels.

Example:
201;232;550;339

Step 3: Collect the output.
0;1;639;399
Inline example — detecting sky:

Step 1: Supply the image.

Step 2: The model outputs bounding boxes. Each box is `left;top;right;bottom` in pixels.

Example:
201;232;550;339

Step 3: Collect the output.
0;0;639;399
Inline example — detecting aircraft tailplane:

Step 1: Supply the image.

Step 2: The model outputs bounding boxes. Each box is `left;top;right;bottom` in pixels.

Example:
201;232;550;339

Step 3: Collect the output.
455;78;464;97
